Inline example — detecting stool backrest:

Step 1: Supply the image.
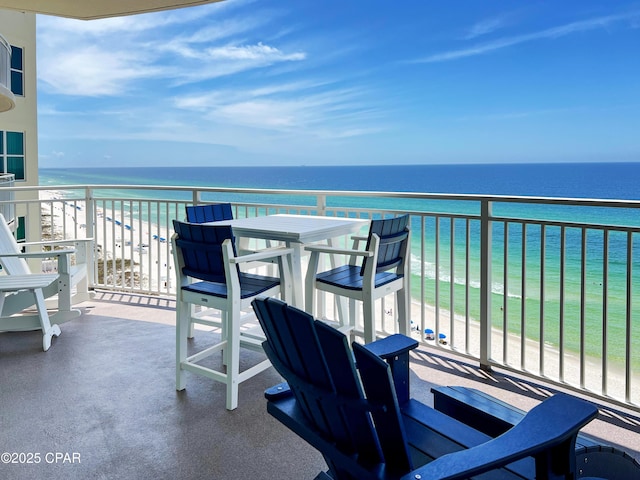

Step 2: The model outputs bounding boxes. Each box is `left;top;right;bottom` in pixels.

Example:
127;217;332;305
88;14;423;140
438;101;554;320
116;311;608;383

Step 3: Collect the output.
185;203;233;223
172;219;238;283
362;214;410;276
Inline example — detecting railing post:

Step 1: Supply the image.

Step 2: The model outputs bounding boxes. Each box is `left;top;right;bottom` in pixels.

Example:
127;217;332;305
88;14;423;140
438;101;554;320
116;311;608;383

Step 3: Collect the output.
85;187;96;289
317;194;327;216
479;200;492;370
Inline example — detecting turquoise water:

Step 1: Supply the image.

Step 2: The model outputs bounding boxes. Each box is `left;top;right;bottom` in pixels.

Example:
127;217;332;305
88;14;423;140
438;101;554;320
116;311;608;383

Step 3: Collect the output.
412;217;640;366
41;164;640;368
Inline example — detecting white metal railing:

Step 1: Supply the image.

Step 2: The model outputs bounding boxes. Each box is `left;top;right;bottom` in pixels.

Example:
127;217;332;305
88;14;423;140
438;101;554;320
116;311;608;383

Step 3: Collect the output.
3;184;639;412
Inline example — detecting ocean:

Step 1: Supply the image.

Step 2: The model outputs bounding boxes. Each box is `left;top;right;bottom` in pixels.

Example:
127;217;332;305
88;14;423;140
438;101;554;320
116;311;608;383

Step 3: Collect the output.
39;162;640;200
40;163;640;369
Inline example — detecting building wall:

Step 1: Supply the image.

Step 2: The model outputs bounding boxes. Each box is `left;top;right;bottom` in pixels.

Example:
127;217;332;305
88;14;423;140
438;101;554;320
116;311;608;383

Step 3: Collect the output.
0;10;38;241
0;10;37;186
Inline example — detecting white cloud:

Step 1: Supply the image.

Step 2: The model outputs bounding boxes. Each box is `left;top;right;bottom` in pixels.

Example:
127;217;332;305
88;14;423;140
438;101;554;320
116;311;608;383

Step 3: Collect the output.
414;10;640;63
182;16;270;44
37;3;305;95
37;13;172;95
216;100;296;127
174;80;380;141
206;42;304;61
163;41;306;85
36;0;388;152
39;45;162;96
463;16;507;39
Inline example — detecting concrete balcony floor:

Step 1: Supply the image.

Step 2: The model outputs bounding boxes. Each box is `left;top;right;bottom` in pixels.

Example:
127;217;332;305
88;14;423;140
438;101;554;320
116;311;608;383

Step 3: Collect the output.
1;291;639;479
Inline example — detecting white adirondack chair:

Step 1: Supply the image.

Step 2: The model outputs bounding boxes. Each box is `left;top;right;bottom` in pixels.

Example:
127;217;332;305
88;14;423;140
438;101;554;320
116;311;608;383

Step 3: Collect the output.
0;213;93;350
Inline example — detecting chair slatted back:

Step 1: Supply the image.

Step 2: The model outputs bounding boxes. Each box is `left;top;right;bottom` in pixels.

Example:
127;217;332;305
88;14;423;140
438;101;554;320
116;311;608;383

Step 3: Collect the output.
172;220;238;283
352;342;413;474
252;298;413;477
0;213;31;275
185;203;233;223
361;214;410;276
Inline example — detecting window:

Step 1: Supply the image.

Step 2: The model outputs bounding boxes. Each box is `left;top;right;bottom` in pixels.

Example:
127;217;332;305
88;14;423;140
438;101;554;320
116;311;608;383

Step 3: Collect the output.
15;216;25;242
10;45;23;96
0;131;25;181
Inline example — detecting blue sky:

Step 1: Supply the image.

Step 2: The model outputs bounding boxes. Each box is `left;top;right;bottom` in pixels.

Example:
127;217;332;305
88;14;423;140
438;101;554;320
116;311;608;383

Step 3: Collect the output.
36;0;640;168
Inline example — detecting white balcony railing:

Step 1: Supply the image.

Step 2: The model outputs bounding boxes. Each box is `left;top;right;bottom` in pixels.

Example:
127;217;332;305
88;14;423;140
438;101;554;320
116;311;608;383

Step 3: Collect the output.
3;184;639;412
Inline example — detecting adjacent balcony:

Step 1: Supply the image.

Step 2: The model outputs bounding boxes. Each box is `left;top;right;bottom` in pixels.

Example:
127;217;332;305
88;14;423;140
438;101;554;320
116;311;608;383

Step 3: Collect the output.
1;183;639;478
0;34;15;112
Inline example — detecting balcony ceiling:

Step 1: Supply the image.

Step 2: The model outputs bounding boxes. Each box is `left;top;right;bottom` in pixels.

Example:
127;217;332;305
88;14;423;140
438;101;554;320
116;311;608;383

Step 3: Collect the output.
0;0;225;20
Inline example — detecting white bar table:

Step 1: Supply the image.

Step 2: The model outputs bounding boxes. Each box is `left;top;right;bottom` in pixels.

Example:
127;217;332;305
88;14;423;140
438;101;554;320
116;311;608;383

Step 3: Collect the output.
211;214;368;307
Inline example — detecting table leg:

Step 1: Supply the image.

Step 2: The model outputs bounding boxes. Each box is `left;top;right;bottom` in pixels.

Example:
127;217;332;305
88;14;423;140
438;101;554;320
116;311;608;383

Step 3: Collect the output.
287;242;304;308
288;239;345;315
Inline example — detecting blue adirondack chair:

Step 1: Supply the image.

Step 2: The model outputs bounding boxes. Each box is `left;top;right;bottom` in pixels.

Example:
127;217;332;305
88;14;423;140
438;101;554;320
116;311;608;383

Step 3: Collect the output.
305;214;410;343
252;297;599;480
172;220;292;410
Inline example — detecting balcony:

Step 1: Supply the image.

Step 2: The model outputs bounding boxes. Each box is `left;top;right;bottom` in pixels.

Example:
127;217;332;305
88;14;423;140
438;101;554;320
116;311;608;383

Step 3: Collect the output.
1;183;640;477
2;291;639;478
0;34;14;112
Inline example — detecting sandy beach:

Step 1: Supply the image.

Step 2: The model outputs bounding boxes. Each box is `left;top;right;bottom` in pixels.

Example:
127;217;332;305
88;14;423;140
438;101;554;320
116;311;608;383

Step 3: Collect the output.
41;190;175;292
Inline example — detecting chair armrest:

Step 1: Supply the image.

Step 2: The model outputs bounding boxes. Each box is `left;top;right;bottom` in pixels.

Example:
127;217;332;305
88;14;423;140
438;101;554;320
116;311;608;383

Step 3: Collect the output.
402;393;598;480
305;245;373;281
305;245;373;257
360;334;418;406
0;249;76;259
22;237;93;249
231;246;293;265
350;235;368;250
362;333;419;359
